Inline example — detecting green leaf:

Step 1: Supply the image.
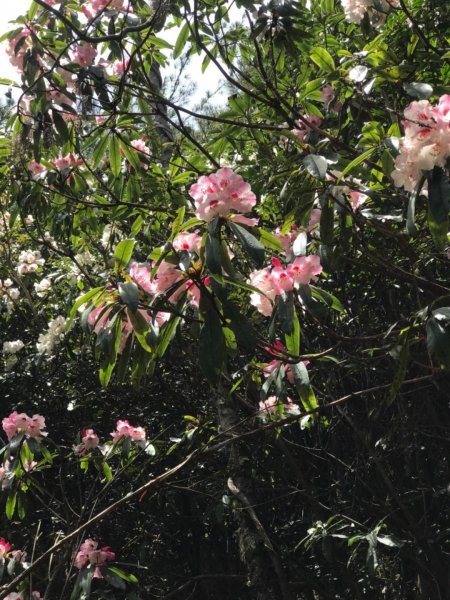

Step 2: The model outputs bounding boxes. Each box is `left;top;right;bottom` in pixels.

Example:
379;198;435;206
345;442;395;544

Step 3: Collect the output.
99;317;122;387
387;334;409;405
102;461;113;482
403;82;433;99
228;222;265;268
173;22;190;59
171;206;186;239
303;154;328;180
92;132;110;169
199;300;225;385
5;492;17;520
310;47;335;72
427;167;450;250
109;135;121;177
339;148;375;180
119;282;139;313
119;139;141;171
68;287;104;328
310;286;344;312
114;239;136;271
285;310;300;356
126;307;154;353
205;218;222;275
258;228;285;252
52;110;70;144
107;566;138;584
278;292;294;335
291;362;318;412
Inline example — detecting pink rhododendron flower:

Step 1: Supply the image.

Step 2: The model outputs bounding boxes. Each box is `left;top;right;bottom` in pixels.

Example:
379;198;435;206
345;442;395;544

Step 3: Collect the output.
112;58;130;76
341;0;397;24
248;255;322;316
28;161;47;177
321;84;335;109
172;231;202;254
291;116;323;142
392;95;450;192
51;153;83;170
5;28;31;71
130;138;151;157
75;538;115;577
111;419;146;443
189;167;256;222
2;412;47;440
0;538;11;558
70;43;97;67
129;262;152;294
74;428;100;456
262;341;309;385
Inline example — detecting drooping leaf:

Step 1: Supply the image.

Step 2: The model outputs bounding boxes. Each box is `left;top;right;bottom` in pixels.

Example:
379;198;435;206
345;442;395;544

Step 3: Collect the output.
109;135;121;177
228;222;265;268
199;300;225;385
427;167;450;250
310;47;335;72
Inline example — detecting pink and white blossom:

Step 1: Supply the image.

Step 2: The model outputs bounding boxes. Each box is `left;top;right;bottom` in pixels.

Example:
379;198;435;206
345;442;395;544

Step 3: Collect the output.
189;168;257;222
2;411;47;440
70;43;97;67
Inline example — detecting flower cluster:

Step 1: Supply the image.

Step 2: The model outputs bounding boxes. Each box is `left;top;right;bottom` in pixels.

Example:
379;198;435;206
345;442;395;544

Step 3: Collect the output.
17;250;45;275
51;153;83;171
0;537;11;558
70;43;97;67
0;279;20;312
3;340;25;354
392;95;450;192
291;116;323;142
74;428;100;455
111;419;146;444
341;0;397;25
36;315;67;355
248;255;323;316
74;538;115;577
189;167;257;222
2;411;47;441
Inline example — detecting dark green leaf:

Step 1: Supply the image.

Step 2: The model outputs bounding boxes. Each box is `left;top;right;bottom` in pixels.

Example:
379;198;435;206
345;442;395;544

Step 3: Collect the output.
109;135;121;177
229;222;265;268
199;300;225;385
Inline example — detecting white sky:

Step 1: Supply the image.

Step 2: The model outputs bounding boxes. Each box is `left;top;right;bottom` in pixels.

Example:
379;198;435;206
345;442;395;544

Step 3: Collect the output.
0;0;227;106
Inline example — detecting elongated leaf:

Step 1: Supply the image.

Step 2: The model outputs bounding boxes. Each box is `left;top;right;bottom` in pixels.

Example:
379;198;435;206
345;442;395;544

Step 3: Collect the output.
68;286;104;327
5;492;17;520
126;307;154;353
119;139;141;171
114;239;136;271
427;167;450;250
278;292;294;335
109;135;121;177
171;206;186;238
258;228;285;252
339;148;375;180
310;285;344;312
107;566;138;584
310;47;335;72
199;300;225;385
92;132;109;169
229;222;265;268
205;218;222;275
173;22;190;59
285;310;300;356
291;362;318;412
